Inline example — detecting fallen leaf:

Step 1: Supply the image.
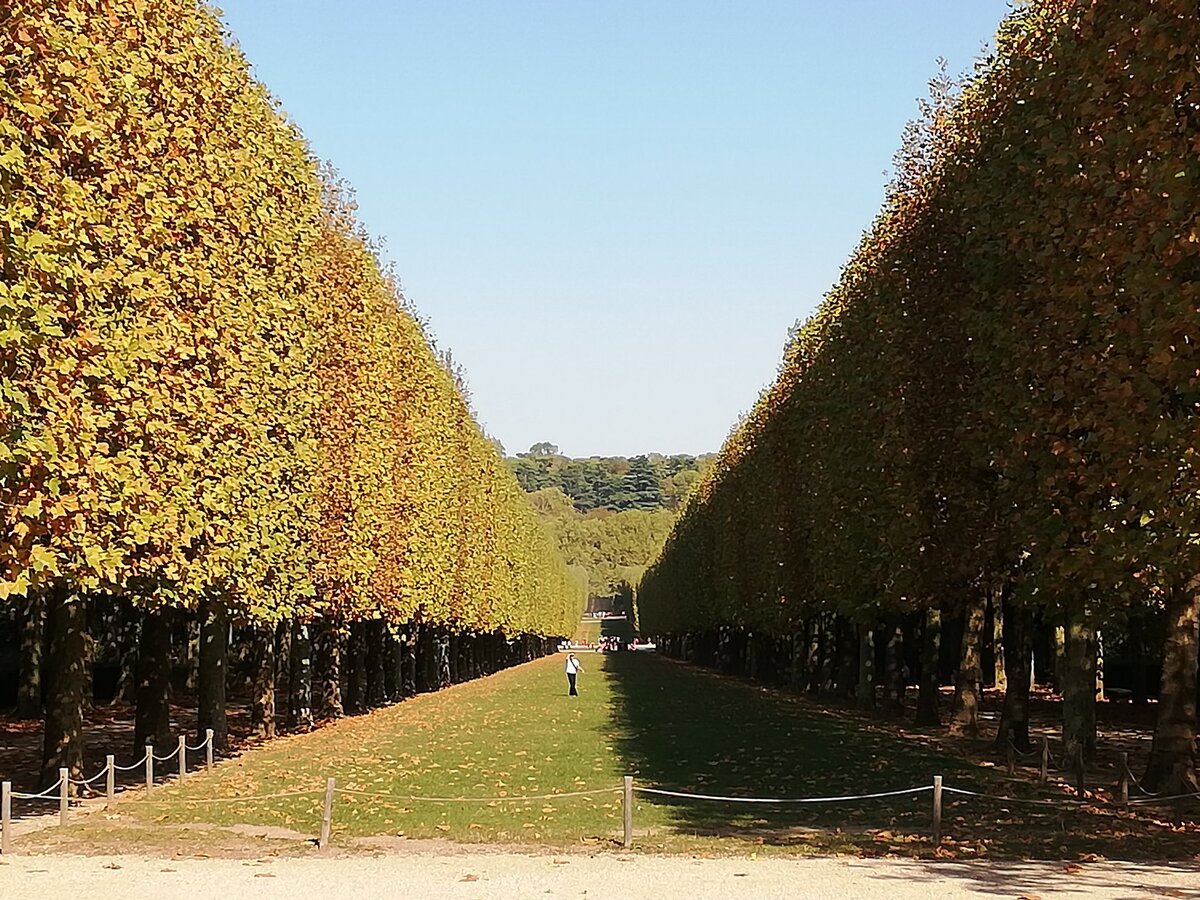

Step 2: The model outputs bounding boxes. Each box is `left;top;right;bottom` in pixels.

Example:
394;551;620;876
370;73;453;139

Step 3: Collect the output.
460;874;478;882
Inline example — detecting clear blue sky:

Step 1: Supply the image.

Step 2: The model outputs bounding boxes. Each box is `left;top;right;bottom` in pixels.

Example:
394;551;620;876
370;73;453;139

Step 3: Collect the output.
216;0;1012;458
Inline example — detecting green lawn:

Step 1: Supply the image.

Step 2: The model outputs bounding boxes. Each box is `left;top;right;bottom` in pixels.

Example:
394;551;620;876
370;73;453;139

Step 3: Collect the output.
95;653;1198;857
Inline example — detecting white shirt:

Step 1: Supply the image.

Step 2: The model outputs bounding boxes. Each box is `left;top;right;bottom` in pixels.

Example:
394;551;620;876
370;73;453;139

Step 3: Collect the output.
565;657;582;674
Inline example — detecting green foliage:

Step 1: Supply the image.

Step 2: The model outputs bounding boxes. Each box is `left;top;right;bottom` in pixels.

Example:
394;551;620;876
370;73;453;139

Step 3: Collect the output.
640;0;1200;643
0;0;582;640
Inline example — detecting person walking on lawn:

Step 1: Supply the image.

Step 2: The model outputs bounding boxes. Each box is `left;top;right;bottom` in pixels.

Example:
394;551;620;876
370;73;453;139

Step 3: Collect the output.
565;653;583;696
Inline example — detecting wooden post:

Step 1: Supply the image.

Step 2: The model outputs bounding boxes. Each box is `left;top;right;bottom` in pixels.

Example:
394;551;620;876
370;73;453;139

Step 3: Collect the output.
205;728;214;772
105;755;115;804
2;781;11;855
623;776;633;849
319;777;335;852
1040;736;1049;783
1119;751;1129;805
145;744;154;797
932;775;943;845
59;767;69;827
178;736;187;782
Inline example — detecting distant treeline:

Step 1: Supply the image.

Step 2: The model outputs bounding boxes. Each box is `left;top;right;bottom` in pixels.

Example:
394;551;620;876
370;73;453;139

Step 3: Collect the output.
505;446;713;602
506;446;714;513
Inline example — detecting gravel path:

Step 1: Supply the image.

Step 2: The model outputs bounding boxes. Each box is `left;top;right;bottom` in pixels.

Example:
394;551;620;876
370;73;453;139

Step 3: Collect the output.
2;852;1198;899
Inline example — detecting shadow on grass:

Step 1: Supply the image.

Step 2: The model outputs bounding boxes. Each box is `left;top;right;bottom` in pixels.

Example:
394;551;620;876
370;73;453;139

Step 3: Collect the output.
602;653;1200;859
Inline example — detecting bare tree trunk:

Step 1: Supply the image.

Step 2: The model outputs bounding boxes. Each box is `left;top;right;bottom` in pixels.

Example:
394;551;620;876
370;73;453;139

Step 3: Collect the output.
950;595;986;736
313;619;343;719
197;603;229;751
289;621;313;728
1142;578;1200;795
856;623;876;711
41;585;87;789
881;618;906;714
249;623;276;739
112;598;139;704
1062;598;1097;761
915;606;942;727
402;627;418;694
16;590;45;719
344;622;367;713
365;620;386;707
993;595;1033;753
134;609;173;751
991;588;1006;691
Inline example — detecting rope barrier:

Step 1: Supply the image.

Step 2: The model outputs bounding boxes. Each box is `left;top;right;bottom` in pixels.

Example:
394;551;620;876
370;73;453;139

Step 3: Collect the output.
69;769;109;787
139;789;324;805
1128;789;1200;805
633;785;932;804
334;786;621;803
112;752;150;772
12;779;64;801
153;745;180;763
941;786;1090;808
184;737;210;753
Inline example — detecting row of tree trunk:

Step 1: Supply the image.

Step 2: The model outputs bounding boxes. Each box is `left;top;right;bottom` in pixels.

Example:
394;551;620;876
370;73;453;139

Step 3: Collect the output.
11;592;561;791
653;582;1200;794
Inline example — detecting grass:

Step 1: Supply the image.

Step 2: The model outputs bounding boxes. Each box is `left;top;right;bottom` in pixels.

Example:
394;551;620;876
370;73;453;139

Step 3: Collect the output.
37;653;1200;859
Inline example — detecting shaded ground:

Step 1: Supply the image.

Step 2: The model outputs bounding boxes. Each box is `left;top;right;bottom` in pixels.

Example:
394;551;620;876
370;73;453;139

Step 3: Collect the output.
7;653;1199;860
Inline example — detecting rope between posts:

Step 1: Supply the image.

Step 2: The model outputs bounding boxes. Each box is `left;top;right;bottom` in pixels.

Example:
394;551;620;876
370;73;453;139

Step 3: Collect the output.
112;751;150;772
69;769;109;787
184;737;210;752
141;789;324;804
153;745;180;762
335;786;621;803
1128;789;1200;805
941;786;1089;807
633;785;932;804
12;779;64;801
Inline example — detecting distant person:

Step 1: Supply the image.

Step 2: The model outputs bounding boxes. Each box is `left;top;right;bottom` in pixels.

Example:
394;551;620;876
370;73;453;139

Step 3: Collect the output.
565;652;583;696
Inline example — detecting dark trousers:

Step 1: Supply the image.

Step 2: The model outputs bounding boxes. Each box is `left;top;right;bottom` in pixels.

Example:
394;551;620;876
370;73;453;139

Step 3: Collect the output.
567;672;578;696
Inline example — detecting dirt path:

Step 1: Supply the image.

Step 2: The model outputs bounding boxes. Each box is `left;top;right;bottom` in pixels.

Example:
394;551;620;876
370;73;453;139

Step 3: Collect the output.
1;852;1198;899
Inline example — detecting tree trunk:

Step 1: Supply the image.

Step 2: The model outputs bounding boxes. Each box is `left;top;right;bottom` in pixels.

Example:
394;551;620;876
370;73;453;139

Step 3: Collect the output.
383;630;400;700
16;590;45;719
365;620;386;707
993;595;1033;753
1062;598;1097;762
950;595;986;736
437;628;452;689
1053;625;1066;693
344;622;367;713
856;623;876;711
915;606;942;726
249;624;276;739
274;618;292;712
881;618;906;714
289;621;313;727
313;619;343;719
183;618;200;692
991;588;1006;690
134;608;173;751
197;603;229;751
402;627;418;695
112;599;139;705
41;586;88;789
1142;578;1200;794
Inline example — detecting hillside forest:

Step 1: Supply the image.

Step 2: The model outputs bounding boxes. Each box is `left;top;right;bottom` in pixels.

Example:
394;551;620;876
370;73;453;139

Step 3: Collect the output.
506;447;713;608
